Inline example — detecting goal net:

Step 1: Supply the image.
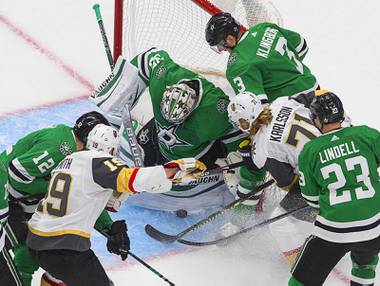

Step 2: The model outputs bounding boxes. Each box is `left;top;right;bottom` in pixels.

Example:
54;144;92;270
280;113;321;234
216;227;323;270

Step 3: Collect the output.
113;0;283;76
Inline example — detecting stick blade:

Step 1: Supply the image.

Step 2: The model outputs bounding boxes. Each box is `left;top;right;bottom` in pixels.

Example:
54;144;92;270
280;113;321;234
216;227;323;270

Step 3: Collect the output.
145;224;179;243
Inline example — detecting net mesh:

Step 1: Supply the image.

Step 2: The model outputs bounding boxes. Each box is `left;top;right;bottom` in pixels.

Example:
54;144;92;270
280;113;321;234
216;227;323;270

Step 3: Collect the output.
121;0;283;74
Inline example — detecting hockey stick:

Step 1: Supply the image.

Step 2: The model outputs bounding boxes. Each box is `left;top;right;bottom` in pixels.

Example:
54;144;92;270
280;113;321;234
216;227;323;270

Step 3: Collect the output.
120;106;144;167
92;4;114;71
92;4;144;167
145;179;275;243
178;204;311;246
99;230;175;285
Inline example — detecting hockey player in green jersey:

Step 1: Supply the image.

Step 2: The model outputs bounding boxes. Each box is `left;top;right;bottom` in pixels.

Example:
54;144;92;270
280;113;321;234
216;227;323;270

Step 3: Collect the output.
0;111;113;286
205;12;319;104
289;92;380;285
90;48;267;213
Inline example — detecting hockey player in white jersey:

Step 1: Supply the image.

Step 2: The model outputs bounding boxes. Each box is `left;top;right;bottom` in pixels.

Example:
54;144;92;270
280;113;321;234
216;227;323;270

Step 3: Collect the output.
26;124;206;286
226;90;323;227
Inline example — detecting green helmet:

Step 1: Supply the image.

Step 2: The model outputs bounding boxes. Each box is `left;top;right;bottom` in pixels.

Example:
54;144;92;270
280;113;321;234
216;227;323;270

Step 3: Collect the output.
160;81;200;124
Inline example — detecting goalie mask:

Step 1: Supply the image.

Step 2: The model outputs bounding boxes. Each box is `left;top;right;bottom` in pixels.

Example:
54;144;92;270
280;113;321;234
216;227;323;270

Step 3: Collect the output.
227;91;264;134
86;124;119;156
160;82;200;124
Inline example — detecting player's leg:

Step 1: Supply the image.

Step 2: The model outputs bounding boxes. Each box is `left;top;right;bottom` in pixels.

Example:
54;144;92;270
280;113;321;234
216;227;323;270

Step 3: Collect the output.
289;235;348;285
13;243;39;286
0;247;23;286
350;236;380;286
30;248;113;286
7;200;39;286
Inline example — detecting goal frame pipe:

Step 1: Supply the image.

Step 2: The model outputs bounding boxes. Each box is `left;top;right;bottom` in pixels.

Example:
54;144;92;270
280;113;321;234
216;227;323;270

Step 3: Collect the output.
113;0;124;62
112;0;247;61
191;0;247;32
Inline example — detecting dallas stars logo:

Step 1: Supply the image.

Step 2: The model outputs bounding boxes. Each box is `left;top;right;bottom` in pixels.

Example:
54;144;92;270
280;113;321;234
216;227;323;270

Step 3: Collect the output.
157;123;191;151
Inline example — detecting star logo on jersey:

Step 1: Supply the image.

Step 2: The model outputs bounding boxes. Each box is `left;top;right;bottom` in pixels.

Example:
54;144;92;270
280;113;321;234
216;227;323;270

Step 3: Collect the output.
331;135;340;141
251;32;257;37
138;128;150;145
228;53;237;65
60;142;73;156
156;123;191;151
216;98;228;113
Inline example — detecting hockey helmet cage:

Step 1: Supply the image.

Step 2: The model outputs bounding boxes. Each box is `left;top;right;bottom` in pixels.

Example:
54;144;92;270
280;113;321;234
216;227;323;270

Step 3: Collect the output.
227;91;264;134
73;111;110;144
310;90;345;125
205;12;241;47
160;82;200;124
86;124;119;156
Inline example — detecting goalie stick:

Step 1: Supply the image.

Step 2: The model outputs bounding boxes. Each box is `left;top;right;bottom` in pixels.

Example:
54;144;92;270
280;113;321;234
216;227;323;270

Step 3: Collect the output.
93;4;114;70
92;4;143;168
145;179;275;243
177;204;311;246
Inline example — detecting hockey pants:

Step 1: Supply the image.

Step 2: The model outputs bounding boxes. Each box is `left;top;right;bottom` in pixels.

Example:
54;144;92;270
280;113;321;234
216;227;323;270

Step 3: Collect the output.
289;235;380;286
29;248;114;286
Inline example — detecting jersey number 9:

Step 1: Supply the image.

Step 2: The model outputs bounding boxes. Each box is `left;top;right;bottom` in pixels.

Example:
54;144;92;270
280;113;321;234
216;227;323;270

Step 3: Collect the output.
36;173;71;217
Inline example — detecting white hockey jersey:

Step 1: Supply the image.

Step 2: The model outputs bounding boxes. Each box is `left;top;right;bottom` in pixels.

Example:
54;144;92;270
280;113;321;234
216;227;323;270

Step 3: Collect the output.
27;150;171;251
251;97;321;187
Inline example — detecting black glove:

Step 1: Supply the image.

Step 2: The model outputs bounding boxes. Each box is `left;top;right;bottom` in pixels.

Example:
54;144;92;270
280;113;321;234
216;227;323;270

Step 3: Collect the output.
238;139;259;171
106;220;130;261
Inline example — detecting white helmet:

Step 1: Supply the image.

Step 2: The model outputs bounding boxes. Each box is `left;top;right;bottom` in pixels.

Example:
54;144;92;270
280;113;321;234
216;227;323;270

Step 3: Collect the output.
160;82;199;124
86;124;119;156
227;91;263;134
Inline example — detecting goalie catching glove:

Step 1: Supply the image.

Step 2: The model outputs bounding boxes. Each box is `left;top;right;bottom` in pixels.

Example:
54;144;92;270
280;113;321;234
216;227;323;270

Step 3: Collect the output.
164;158;207;183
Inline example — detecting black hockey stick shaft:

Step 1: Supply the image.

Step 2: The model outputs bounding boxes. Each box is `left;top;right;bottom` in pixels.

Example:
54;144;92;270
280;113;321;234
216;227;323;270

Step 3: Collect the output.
99;230;175;285
93;4;114;71
145;179;275;243
178;204;311;246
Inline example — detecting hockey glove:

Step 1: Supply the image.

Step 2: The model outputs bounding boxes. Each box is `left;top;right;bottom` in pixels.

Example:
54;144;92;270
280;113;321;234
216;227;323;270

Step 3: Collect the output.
106;191;130;212
238;139;258;171
106;220;130;261
164;158;207;183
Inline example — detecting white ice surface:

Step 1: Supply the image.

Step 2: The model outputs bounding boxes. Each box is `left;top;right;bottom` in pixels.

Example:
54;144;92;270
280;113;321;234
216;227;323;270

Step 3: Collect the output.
1;0;379;285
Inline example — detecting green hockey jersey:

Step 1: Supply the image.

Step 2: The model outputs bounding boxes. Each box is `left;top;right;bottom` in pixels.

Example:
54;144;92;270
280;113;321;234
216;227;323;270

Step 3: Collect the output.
226;23;318;103
0;124;77;211
299;126;380;243
130;48;237;160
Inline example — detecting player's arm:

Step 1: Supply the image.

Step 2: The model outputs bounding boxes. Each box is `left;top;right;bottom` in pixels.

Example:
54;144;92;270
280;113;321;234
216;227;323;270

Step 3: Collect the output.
7;148;57;196
0;185;8;226
92;157;207;194
94;209;114;232
371;128;380;166
298;147;319;208
226;64;268;103
280;27;309;60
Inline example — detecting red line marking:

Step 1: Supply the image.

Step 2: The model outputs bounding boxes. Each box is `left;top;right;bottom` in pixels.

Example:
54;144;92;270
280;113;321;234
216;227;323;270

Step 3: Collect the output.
0;14;95;92
0;94;89;118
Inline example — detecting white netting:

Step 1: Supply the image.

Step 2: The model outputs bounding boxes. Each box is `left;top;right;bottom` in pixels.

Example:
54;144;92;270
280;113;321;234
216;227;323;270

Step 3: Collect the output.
121;0;283;75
